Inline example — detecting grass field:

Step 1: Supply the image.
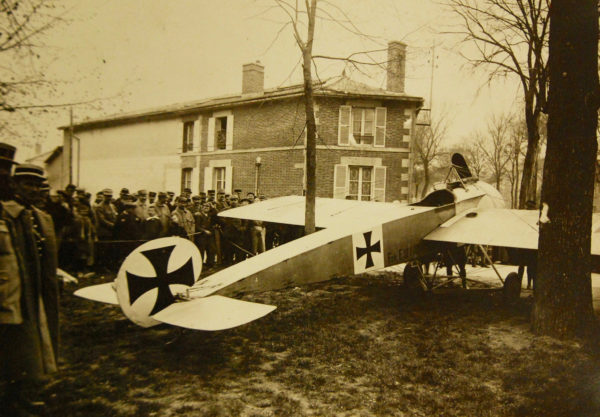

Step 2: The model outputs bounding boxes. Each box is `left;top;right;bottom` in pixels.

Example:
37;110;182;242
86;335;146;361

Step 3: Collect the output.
42;271;600;417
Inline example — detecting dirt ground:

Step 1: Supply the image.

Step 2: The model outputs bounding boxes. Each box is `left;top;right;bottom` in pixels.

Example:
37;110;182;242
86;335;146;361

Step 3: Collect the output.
41;271;600;417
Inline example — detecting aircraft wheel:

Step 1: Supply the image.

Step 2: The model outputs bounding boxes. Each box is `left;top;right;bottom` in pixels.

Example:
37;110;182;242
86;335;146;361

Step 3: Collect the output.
503;272;521;304
403;264;424;295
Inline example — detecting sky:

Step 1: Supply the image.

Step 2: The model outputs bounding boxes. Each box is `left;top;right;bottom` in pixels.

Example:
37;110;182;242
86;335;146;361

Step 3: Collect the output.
8;0;525;160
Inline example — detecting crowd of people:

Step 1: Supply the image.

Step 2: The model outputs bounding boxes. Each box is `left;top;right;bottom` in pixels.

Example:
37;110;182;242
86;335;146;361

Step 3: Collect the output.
40;182;278;274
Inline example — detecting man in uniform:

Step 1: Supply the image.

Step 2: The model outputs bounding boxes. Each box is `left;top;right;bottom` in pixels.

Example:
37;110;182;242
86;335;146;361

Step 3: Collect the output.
114;188;130;213
198;191;207;204
166;191;175;212
134;189;149;221
194;202;214;267
152;192;171;237
170;196;195;240
113;199;143;262
148;191;157;205
190;195;202;214
94;189;118;270
1;162;60;416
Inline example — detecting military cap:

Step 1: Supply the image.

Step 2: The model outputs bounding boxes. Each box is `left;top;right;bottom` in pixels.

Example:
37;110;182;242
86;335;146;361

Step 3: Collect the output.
167;191;175;196
233;188;242;194
183;188;192;194
207;189;215;195
0;142;17;165
199;191;206;197
148;191;156;197
13;163;46;180
157;191;167;198
137;189;148;196
192;195;201;201
120;187;129;194
217;189;225;195
102;188;113;196
65;184;76;190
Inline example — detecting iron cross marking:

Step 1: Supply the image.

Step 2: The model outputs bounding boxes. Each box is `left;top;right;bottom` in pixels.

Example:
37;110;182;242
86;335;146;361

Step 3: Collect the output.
126;245;195;315
356;231;381;269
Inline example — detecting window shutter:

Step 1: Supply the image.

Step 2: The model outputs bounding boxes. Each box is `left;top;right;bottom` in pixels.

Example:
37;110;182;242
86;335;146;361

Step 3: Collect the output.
338;106;351;146
226;115;234;150
373;166;386;202
207;118;215;151
203;167;212;192
333;164;348;199
195;117;202;151
375;107;386;147
182;123;188;153
225;166;233;194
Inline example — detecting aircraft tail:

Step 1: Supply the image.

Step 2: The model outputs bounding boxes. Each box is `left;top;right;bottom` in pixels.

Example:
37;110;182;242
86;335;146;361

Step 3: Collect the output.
74;236;277;330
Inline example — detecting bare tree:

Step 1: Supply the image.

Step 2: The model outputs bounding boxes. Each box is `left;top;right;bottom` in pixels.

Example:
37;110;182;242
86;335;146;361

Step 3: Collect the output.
506;118;527;208
475;113;512;190
446;0;549;208
534;0;599;339
273;0;318;235
413;113;449;198
0;0;65;112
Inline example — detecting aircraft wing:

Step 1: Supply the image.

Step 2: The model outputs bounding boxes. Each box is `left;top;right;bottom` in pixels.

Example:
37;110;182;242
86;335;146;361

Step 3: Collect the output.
218;196;403;228
425;208;600;255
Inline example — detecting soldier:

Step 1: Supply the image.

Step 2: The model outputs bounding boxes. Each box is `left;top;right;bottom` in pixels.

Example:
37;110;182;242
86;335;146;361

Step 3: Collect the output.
113;199;143;262
134;189;149;220
142;206;162;241
148;191;157;205
246;192;256;203
170;196;195;240
1;162;60;415
191;195;202;214
93;191;103;206
216;189;228;211
152;191;171;237
233;188;242;200
182;188;192;199
194;202;215;267
198;191;207;204
94;189;118;270
166;191;175;211
114;188;130;213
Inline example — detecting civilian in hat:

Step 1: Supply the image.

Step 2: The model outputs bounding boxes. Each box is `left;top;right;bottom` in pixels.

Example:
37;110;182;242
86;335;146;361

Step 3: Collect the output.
1;163;60;415
134;189;149;221
148;191;157;205
170;196;195;240
0;142;17;201
152;191;171;237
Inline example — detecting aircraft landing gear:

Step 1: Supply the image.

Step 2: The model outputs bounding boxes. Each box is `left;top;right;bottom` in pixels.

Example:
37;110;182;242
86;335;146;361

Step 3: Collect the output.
502;272;521;304
403;264;426;295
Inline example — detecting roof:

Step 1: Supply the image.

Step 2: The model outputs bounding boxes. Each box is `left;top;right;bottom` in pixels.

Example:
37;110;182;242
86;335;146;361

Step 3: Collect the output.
61;75;423;131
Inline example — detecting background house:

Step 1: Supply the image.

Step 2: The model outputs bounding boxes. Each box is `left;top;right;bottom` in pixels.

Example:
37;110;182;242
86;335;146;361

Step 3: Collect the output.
60;41;423;202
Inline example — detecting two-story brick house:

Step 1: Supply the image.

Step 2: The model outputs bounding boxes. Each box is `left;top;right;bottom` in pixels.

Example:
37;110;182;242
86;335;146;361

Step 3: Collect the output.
61;41;423;202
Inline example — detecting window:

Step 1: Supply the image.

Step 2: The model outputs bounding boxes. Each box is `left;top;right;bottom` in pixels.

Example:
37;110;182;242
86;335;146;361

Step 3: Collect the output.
333;164;386;201
181;168;192;192
338;106;387;147
213;167;226;191
348;166;373;201
215;117;227;150
352;108;374;144
182;121;194;152
207;113;234;151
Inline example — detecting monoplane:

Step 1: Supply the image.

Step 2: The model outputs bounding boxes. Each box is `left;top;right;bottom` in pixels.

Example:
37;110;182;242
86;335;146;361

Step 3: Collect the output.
75;154;600;331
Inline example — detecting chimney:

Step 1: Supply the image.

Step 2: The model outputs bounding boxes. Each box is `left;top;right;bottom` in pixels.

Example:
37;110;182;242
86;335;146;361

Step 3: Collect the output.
242;61;264;95
387;41;406;93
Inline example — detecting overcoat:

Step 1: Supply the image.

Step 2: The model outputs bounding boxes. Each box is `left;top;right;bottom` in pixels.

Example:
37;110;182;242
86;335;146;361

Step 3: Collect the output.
0;200;59;380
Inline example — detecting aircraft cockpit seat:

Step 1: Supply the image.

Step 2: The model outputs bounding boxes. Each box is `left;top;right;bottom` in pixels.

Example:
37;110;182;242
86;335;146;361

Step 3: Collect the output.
411;189;455;207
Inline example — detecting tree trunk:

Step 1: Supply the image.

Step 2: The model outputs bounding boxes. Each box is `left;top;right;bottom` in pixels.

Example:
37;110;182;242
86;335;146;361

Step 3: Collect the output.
532;0;598;339
303;0;317;236
518;111;540;208
420;161;430;198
